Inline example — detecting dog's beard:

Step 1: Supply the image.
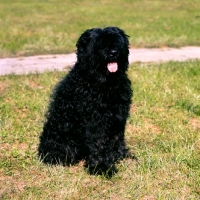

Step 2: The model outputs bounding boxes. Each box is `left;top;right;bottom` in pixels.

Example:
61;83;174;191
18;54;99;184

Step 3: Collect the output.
107;62;118;73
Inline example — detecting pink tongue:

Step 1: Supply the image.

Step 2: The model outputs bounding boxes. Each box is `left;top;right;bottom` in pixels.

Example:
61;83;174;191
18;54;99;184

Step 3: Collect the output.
107;62;118;73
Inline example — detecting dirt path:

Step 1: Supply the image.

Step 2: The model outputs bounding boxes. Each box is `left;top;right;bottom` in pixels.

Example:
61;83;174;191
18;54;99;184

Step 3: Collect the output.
0;46;200;75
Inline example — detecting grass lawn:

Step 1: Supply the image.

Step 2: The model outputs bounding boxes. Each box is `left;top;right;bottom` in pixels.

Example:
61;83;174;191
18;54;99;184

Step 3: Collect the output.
0;61;200;199
0;0;200;57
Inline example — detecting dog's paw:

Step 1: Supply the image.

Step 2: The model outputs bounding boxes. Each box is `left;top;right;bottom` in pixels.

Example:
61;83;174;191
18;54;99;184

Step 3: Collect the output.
115;150;137;162
124;151;137;160
87;165;118;178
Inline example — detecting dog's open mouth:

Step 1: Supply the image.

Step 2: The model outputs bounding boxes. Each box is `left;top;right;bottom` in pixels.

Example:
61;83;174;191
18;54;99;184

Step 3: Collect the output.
107;62;118;73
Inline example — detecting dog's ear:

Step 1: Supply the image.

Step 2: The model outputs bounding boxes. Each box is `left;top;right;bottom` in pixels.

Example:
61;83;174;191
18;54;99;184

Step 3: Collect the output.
76;28;102;61
103;26;129;47
118;28;130;56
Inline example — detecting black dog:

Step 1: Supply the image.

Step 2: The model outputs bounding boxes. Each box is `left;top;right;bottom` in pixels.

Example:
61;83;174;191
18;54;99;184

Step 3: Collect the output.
38;27;133;176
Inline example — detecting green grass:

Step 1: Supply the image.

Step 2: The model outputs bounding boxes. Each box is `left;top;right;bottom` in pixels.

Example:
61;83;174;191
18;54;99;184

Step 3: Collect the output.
0;61;200;199
0;0;200;57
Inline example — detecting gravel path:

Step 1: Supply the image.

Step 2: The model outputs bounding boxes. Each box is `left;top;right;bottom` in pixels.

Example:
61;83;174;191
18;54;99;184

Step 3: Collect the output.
0;46;200;75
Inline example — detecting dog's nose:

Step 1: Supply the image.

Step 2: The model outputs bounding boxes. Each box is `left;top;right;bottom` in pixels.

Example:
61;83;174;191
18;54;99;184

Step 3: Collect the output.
110;50;118;57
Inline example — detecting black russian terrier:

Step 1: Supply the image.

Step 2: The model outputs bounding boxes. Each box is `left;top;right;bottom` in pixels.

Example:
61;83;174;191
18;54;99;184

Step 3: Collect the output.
38;27;133;176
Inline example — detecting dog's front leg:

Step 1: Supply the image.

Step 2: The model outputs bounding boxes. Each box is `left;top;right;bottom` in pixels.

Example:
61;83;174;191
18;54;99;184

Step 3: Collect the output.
83;126;118;177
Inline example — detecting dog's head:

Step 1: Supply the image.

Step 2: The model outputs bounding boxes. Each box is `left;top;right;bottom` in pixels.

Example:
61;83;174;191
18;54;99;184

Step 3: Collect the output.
76;27;129;74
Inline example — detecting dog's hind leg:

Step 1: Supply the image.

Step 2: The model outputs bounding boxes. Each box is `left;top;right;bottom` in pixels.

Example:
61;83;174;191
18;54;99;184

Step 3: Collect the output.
38;119;81;166
38;134;80;165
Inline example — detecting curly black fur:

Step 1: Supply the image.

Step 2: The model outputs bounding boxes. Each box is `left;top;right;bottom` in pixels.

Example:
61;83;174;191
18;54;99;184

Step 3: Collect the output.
38;27;133;177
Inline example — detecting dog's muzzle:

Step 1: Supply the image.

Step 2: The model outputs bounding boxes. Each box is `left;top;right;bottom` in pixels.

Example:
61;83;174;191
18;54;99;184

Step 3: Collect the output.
107;50;118;73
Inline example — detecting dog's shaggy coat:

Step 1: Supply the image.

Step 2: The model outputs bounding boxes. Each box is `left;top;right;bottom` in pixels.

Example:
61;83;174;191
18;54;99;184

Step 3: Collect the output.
38;27;133;176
